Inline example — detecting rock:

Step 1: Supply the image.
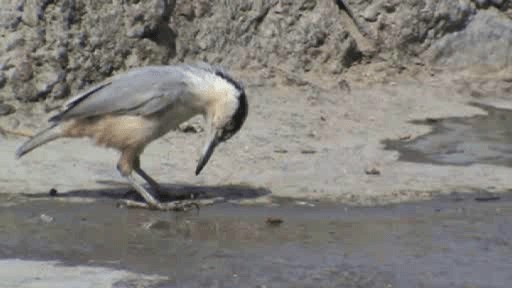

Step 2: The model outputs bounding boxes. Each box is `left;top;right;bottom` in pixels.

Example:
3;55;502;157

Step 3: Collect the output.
39;214;54;223
0;103;15;116
50;82;70;99
0;73;6;89
125;0;172;39
0;7;22;31
12;82;38;102
0;0;172;103
172;0;362;74
362;1;384;22
474;0;506;8
48;188;58;197
365;167;381;175
294;201;315;207
425;9;512;69
265;217;283;226
13;61;33;82
337;79;351;93
0;0;511;106
178;121;203;133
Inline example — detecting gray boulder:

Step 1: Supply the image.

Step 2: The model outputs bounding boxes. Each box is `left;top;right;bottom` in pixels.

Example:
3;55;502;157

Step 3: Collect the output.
425;8;512;69
0;0;511;104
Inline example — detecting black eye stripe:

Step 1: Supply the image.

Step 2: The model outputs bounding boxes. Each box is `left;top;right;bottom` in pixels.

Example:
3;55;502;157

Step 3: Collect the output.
214;69;248;142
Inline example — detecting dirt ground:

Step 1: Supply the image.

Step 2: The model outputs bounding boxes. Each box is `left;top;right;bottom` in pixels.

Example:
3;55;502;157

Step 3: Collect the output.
2;64;512;205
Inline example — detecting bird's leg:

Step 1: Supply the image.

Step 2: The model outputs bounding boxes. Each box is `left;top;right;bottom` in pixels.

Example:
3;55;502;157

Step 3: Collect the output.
120;174;205;211
123;174;162;208
133;156;162;195
116;149;204;211
116;149;161;208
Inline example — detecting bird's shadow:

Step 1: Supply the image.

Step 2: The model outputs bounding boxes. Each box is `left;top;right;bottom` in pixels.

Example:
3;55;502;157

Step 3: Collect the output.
22;181;271;204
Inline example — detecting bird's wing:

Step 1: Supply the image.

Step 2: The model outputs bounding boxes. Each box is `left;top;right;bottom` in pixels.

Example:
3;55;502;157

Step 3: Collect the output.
49;66;191;122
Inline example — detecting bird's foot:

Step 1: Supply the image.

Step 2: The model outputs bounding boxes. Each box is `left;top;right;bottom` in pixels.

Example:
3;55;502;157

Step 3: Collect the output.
121;174;223;211
116;197;224;212
122;186;165;201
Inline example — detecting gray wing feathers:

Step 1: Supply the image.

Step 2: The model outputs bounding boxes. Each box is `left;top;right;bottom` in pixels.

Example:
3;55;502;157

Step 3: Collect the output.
50;66;189;122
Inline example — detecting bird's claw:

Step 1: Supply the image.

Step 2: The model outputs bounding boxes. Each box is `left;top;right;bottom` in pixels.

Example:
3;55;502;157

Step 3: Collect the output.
117;199;200;212
116;197;223;212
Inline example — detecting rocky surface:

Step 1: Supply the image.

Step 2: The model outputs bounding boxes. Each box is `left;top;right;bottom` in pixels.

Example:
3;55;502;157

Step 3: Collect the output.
172;0;362;74
0;0;174;103
426;7;512;69
0;0;510;104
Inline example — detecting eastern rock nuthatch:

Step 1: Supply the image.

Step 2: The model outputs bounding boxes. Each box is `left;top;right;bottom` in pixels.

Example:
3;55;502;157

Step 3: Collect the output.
16;63;248;210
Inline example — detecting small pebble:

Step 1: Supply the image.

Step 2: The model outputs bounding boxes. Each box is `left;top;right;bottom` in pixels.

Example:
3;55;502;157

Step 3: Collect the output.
178;122;203;133
337;79;351;93
40;214;54;223
365;167;381;175
266;217;283;226
295;201;315;207
49;188;58;197
0;103;15;116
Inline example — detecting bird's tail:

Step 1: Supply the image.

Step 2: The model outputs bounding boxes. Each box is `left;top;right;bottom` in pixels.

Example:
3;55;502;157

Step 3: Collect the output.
15;124;62;159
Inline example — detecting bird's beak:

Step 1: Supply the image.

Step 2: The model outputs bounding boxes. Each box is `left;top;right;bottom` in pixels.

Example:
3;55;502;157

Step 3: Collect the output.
195;131;219;175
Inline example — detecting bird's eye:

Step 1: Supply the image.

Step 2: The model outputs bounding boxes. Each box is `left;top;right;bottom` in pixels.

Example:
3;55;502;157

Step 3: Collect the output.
226;121;235;130
219;123;235;141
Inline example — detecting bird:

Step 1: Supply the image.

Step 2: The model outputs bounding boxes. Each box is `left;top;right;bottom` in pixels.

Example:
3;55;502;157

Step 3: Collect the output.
15;62;249;210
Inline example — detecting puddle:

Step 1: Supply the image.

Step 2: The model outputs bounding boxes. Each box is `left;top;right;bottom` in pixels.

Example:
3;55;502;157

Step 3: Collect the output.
383;102;512;167
0;194;511;287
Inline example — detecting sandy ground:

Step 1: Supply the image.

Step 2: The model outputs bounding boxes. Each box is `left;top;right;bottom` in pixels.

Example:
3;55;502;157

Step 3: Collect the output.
1;64;512;205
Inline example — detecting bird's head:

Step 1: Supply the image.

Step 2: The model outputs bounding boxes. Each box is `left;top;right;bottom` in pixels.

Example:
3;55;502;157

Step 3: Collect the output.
195;69;248;175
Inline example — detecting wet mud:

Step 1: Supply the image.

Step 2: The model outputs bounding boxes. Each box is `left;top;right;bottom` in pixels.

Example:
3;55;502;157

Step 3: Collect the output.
384;102;512;167
0;193;511;288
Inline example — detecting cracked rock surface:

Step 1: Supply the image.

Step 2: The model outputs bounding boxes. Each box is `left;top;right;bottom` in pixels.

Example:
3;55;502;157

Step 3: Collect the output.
0;0;510;104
